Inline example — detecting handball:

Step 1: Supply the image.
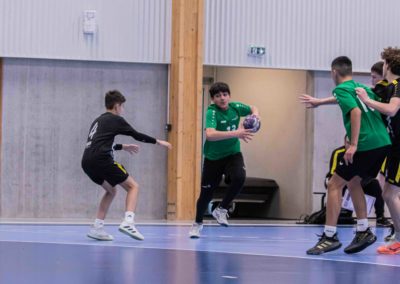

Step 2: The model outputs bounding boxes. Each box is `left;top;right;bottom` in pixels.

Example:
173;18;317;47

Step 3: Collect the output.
243;115;261;133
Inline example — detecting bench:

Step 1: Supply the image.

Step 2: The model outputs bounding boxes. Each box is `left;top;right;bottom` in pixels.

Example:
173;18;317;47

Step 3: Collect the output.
209;177;279;218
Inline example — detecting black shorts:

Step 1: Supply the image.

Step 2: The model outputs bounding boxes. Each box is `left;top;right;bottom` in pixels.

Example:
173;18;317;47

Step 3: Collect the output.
335;145;390;181
383;152;400;187
82;159;129;187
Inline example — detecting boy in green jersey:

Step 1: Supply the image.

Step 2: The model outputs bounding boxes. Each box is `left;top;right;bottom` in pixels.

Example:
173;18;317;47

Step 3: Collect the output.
307;56;391;255
189;82;260;238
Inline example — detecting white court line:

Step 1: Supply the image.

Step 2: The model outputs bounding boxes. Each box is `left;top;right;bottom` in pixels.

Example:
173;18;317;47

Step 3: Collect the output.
0;238;399;268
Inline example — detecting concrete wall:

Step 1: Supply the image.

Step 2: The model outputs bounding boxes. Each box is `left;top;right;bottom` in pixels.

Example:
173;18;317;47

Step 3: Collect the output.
0;58;169;221
215;67;311;219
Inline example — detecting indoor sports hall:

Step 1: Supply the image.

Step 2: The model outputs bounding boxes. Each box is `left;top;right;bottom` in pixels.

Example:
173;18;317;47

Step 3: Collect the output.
0;1;399;283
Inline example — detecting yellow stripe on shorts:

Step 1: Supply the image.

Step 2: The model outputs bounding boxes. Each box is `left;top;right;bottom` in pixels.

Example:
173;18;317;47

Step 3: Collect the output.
395;162;400;183
114;162;127;174
381;157;387;173
330;148;346;175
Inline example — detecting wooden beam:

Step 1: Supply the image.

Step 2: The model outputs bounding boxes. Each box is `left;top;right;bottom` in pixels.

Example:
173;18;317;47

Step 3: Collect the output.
167;0;203;220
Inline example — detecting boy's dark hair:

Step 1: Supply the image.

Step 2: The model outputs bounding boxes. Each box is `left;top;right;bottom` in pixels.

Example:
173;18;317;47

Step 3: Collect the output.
209;82;230;98
371;61;384;76
105;90;126;109
381;47;400;76
331;56;352;77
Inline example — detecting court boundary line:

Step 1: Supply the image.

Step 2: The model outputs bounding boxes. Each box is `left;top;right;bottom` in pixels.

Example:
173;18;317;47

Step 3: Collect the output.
0;238;399;268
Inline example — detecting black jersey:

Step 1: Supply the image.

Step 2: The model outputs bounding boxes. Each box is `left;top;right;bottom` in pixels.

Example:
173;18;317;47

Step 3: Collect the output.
82;112;156;162
373;79;389;101
384;78;400;157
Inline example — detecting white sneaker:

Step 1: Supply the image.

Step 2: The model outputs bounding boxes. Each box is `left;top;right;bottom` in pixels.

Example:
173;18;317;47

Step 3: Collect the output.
87;226;114;241
189;223;203;239
119;221;144;241
212;207;229;226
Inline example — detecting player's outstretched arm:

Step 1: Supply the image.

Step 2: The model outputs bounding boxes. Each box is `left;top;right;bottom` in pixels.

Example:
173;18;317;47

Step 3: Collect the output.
156;139;172;149
122;144;140;155
299;94;337;108
250;105;260;119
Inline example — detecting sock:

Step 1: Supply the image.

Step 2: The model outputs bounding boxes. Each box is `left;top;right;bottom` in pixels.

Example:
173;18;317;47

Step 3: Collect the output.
125;211;135;223
324;225;337;237
357;218;369;232
94;219;104;228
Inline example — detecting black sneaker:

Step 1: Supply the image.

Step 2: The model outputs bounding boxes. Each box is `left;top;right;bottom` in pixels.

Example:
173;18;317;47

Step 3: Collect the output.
306;233;342;255
344;228;376;254
376;217;392;227
384;224;395;242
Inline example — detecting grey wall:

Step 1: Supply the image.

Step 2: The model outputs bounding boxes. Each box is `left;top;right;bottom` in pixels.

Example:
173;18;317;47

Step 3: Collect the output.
1;58;169;221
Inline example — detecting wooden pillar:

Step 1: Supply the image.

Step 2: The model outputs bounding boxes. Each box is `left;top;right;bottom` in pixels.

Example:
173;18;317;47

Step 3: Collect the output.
167;0;203;220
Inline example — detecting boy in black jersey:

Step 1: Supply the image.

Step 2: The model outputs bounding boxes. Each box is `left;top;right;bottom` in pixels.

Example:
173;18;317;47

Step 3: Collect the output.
82;90;171;241
357;47;400;254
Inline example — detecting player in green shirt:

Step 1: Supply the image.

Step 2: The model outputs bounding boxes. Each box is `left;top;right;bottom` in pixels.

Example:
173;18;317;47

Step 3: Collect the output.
189;82;259;238
306;56;391;255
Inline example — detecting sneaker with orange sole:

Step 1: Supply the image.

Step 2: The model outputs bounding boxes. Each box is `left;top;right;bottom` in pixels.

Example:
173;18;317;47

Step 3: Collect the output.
377;242;400;255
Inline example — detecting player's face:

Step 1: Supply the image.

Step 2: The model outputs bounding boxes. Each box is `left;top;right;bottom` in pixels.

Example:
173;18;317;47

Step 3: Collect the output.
383;61;389;80
212;92;230;110
370;71;383;87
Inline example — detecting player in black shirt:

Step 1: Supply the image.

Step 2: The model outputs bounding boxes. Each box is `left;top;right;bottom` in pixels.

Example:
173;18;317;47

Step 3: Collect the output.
356;47;400;254
82;90;171;241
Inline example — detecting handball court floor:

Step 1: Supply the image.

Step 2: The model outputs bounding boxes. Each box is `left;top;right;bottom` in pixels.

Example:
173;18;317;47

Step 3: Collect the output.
0;223;399;284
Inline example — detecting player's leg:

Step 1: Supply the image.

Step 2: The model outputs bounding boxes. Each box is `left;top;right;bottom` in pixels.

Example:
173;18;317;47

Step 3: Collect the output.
87;180;116;241
118;175;144;240
189;158;223;238
307;173;346;255
343;176;377;254
378;157;400;254
213;153;246;227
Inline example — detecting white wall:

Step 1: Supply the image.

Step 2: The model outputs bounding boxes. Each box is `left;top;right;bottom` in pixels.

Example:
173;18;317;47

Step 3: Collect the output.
205;0;400;71
0;0;171;63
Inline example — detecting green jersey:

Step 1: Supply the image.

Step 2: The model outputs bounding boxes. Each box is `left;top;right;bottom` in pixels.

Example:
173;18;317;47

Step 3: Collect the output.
332;80;391;151
204;102;252;160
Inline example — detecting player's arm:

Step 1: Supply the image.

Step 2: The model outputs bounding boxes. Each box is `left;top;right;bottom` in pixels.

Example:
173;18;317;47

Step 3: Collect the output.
250;105;260;118
299;94;337;108
205;128;253;143
118;117;172;149
344;107;361;165
356;87;400;117
113;144;140;154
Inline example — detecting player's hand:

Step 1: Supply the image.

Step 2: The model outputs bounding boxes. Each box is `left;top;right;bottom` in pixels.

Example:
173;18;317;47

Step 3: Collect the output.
236;128;254;143
157;140;172;150
344;145;357;165
355;87;369;103
122;144;139;155
299;94;320;108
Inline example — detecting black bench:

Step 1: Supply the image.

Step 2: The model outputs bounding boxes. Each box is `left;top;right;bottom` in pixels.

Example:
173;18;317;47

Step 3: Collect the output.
209;177;279;218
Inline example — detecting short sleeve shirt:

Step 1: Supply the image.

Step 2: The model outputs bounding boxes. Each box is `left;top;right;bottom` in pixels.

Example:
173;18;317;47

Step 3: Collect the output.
332;80;391;151
203;102;251;160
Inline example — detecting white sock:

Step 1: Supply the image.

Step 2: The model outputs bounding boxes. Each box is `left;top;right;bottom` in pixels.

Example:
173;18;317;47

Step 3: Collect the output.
94;219;104;228
357;219;369;232
125;211;135;223
324;225;337;237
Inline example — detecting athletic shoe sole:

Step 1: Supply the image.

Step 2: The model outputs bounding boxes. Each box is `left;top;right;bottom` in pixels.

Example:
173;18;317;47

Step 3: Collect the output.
306;242;342;255
118;227;144;241
344;235;377;254
87;233;113;241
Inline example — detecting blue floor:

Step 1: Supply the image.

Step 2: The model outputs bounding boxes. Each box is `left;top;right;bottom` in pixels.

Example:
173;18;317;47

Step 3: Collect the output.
0;224;399;284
